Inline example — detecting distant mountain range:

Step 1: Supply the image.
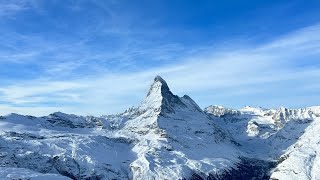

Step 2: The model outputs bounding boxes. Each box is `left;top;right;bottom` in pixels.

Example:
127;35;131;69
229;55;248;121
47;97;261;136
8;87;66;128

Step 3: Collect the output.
0;76;319;180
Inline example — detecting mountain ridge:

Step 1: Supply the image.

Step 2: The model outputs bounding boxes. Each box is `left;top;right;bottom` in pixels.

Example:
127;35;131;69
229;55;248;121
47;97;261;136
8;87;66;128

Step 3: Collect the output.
0;76;319;179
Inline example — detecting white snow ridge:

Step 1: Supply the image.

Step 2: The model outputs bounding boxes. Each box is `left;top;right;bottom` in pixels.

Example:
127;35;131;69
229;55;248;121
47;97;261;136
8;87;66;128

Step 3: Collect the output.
0;76;319;180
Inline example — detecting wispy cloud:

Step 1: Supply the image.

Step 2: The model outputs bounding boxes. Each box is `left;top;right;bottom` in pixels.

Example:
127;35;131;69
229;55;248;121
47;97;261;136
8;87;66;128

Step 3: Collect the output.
0;0;35;17
1;23;320;116
0;1;319;116
0;81;85;105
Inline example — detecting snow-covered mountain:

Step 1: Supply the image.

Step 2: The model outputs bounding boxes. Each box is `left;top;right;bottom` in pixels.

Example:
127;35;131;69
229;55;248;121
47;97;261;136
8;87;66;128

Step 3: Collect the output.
0;76;319;180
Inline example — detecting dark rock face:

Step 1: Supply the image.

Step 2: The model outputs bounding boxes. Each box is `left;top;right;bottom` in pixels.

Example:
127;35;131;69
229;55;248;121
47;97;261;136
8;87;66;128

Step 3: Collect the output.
4;132;45;140
213;158;276;180
46;112;96;129
188;157;276;180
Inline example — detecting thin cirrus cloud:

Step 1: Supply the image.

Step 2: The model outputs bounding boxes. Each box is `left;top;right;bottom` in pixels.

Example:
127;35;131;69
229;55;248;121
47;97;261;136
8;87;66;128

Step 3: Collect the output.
0;1;28;16
0;0;40;18
0;23;320;116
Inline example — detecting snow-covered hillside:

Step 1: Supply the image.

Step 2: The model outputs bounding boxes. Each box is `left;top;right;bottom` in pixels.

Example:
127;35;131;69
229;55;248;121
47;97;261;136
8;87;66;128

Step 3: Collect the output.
0;76;319;180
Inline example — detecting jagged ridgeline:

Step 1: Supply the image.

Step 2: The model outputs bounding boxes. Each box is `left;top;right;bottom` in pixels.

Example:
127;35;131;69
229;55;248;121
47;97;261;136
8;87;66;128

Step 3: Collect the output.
0;76;319;179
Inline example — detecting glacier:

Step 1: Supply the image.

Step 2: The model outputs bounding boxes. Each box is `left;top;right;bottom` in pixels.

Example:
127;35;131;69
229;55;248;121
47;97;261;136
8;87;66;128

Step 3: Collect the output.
0;76;319;180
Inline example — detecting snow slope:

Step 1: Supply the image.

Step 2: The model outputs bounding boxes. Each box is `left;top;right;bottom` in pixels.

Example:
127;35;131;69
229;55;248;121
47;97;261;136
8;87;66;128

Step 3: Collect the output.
0;167;71;180
0;113;135;179
0;76;319;180
119;76;241;179
205;104;320;180
270;109;320;180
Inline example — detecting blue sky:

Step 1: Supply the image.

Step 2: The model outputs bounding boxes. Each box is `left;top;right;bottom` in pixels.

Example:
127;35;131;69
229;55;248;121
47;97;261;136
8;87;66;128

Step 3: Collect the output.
0;0;320;116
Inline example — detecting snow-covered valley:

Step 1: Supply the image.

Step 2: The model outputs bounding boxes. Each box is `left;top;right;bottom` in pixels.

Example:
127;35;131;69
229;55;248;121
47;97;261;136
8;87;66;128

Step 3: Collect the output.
0;76;319;180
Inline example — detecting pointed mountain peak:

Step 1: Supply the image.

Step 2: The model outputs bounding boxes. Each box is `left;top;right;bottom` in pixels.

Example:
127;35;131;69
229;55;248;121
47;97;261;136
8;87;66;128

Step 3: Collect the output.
154;75;166;84
140;76;186;114
146;75;171;97
149;76;173;95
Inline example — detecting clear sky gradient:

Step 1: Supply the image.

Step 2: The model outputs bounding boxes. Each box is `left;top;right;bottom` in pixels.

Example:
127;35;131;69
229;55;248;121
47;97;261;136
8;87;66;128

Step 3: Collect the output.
1;0;320;116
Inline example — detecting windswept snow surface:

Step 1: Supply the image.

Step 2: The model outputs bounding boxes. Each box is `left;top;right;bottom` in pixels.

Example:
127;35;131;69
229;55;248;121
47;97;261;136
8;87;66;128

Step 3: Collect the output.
0;167;71;180
0;76;319;179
